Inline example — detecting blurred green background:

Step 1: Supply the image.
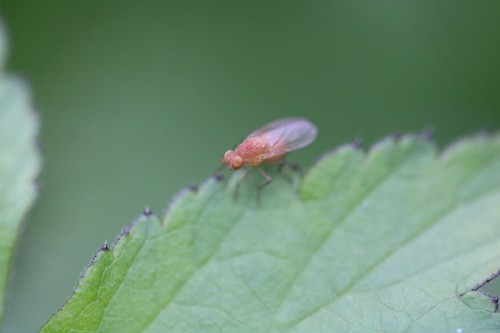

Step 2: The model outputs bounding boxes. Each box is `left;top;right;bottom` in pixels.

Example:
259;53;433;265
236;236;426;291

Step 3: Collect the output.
0;1;499;332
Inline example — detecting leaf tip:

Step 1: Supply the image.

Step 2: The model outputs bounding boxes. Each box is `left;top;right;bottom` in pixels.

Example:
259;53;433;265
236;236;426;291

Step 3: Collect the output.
420;127;434;141
120;225;131;237
142;207;154;217
99;241;110;252
389;132;402;142
87;242;113;268
478;127;494;136
112;226;132;249
213;171;224;182
188;183;198;191
351;138;363;149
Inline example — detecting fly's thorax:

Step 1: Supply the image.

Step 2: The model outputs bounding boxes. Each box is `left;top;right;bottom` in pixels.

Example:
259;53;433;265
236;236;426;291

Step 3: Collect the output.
240;136;268;150
235;136;269;164
221;150;244;170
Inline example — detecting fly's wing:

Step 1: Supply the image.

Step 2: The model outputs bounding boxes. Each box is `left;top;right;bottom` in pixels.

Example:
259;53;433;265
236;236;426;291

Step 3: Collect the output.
247;118;317;159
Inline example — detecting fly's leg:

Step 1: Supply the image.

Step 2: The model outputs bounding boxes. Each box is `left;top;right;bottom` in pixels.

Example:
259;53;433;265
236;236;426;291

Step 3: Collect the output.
256;166;272;204
277;162;285;173
277;162;292;183
234;168;249;201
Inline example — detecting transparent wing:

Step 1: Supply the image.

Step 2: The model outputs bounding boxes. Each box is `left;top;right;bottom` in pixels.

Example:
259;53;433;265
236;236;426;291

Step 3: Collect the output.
247;118;317;158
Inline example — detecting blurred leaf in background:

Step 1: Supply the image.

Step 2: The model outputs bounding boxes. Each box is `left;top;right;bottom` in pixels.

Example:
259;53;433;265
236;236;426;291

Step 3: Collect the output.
0;22;40;326
0;1;499;332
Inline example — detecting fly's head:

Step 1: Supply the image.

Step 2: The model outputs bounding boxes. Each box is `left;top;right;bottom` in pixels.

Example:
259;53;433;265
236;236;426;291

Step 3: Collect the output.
221;150;244;170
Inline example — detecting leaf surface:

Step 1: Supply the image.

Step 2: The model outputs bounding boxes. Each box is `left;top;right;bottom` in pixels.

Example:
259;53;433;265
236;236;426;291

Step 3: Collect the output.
42;134;500;332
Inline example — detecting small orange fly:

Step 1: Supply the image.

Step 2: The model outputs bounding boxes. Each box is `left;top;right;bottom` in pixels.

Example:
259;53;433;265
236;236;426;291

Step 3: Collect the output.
221;117;317;199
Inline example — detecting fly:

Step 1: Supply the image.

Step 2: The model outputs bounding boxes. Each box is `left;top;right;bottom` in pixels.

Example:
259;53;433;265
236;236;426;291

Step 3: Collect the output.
220;117;317;201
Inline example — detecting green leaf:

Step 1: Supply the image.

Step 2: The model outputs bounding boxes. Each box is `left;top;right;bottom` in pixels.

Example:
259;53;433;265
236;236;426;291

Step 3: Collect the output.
42;134;500;332
0;24;41;325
